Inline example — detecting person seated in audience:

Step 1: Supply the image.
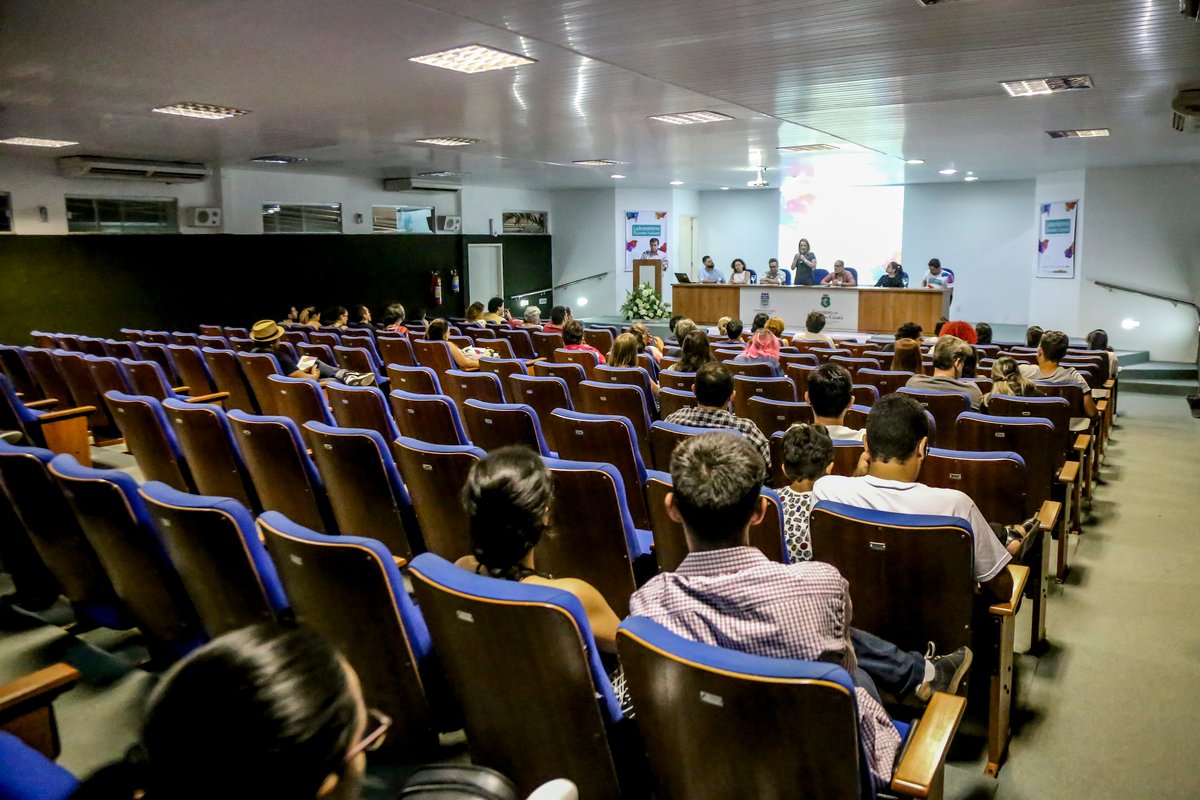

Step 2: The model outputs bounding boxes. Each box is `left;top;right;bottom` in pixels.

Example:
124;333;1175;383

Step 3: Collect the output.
729;258;752;285
542;305;570;333
813;394;1038;597
877;321;922;353
628;321;664;361
749;312;770;334
454;447;620;653
1019;330;1097;418
407;307;427;325
667;314;684;339
299;306;321;329
820;260;857;287
938;320;977;344
724;318;744;345
765;316;787;339
521;306;542;327
981;356;1042;409
670;318;698;351
630;433;970;789
250;320;375;386
891;338;926;375
561;320;606;364
481;297;515;326
920;258;953;290
73;623;375;800
608;332;660;397
975;322;993;346
731;329;783;377
874;261;905;288
665;328;711;373
905;335;983;410
427;318;480;370
380;303;408;334
699;255;725;283
1025;325;1043;348
347;305;377;331
777;423;834;562
279;306;300;326
715;316;731;338
928;318;948;346
961;345;979;378
806;363;865;441
663;362;771;468
1086;328;1120;377
465;302;485;324
792;311;836;348
323;306;350;330
760;258;789;286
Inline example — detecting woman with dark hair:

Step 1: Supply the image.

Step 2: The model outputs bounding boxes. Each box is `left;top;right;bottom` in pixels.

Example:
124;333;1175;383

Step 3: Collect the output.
732;329;783;377
891;338;925;375
561;320;607;364
628;321;664;361
280;306;300;326
455;447;620;652
874;262;905;288
666;329;713;373
1025;325;1044;348
1087;328;1119;376
975;322;993;346
750;312;770;334
324;306;349;330
729;258;751;285
347;305;376;330
299;306;321;329
427;318;479;369
73;624;375;800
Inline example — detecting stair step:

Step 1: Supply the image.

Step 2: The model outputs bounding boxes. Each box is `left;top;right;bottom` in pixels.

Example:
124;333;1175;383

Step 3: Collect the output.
1120;361;1198;381
1120;378;1199;397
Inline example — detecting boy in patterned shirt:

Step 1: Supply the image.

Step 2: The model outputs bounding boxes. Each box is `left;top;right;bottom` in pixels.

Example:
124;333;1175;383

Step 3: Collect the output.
776;423;834;562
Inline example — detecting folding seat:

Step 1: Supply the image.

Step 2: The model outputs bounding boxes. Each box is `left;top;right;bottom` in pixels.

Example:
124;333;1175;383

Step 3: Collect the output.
779;352;819;370
201;347;258;413
76;337;109;358
227;337;257;353
167;331;199;347
52;350;121;443
391;437;486;560
197;324;222;337
139;481;287;637
539;456;651;617
554;348;600;380
218;326;247;340
964;377;994;395
257;512;449;757
648;420;712;473
810;501;1027;777
479;357;528;387
121;358;225;404
124;341;176;384
333;345;385;382
530;361;587;408
657;387;696;418
658;369;696;391
162;399;259;510
167;344;218;395
637;353;659;381
23;348;75;407
0;374;95;465
745;397;813;438
863;349;895;362
0;345;44;400
765;432;862;488
104;391;194;490
856;368;912;397
531;331;565;360
447;335;474;351
226;411;337;533
461;400;553;456
412;339;457;373
730;375;795;419
593;365;656;413
829;356;881;378
196;335;231;351
84;356;137;414
810;347;851;362
977;344;1002;360
262;374;334;437
118;327;143;341
378;334;417;367
309;330;341;350
786;363;818;398
408;553;630;797
341;333;381;362
325;384;399;442
999;350;1037;364
303;422;422;559
850;384;880;407
546;409;651;532
443;369;505;407
789;339;825;354
0;440;127;629
30;331;58;349
474;337;516;360
582;327;615;354
897;387;969;449
281;329;309;348
1032;382;1100;494
840;341;877;357
235;351;283;416
386;363;442;395
48;455;205;660
616;616;964;800
504;374;572;452
53;334;82;352
644;471;786;573
388;390;469;446
297;342;336;366
721;360;776;379
577;381;653;464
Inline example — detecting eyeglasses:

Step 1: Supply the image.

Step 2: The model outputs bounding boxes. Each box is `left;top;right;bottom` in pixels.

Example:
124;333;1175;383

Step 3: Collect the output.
345;708;391;762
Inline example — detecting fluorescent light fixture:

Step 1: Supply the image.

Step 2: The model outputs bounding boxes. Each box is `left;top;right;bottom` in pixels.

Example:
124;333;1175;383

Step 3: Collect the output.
1046;128;1110;139
1001;75;1093;97
938;168;958;175
964;176;979;182
669;180;685;185
576;297;588;307
1121;318;1140;330
777;144;840;153
573;159;626;166
905;158;926;165
415;137;480;147
251;155;307;164
152;102;250;119
418;170;469;177
409;44;536;74
610;174;626;179
0;137;78;148
720;186;731;190
649;111;733;125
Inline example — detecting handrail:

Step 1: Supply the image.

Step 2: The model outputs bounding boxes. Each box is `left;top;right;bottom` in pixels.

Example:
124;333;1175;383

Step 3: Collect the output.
510;272;609;301
1093;281;1198;311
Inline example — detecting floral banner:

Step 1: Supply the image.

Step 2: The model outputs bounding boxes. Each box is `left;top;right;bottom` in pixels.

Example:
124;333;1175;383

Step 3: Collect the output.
624;210;668;273
1037;200;1078;279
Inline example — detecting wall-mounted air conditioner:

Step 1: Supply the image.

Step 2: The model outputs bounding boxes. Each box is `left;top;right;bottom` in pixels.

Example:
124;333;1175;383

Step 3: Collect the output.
58;156;211;183
382;177;462;193
437;215;462;232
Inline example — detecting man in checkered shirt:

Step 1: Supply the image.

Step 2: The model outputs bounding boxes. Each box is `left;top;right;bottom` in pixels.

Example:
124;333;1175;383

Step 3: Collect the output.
629;432;969;788
663;362;772;469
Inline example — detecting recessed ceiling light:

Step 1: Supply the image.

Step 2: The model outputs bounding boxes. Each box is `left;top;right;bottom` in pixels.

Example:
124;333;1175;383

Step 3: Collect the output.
610;174;626;179
415;137;481;147
905;159;926;165
777;144;840;153
720;186;731;190
1001;75;1093;97
574;159;626;166
152;102;250;120
251;155;307;164
409;44;536;74
964;176;979;182
650;111;733;125
419;171;469;178
0;137;78;148
938;168;958;175
669;180;685;185
1046;128;1110;139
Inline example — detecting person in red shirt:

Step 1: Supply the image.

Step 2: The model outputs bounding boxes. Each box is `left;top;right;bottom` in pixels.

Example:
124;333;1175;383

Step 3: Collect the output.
542;305;571;333
561;320;605;364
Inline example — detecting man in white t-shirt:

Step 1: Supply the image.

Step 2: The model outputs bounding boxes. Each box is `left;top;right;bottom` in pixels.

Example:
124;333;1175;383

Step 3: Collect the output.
791;311;837;348
921;258;954;290
805;363;865;442
814;394;1037;602
1018;329;1097;418
640;237;670;273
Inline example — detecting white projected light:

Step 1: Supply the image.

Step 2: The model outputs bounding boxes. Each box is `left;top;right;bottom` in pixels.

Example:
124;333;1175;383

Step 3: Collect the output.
576;297;588;307
1121;318;1141;330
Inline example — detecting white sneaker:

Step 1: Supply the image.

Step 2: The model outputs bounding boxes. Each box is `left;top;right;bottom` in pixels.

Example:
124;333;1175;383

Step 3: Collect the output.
343;371;376;386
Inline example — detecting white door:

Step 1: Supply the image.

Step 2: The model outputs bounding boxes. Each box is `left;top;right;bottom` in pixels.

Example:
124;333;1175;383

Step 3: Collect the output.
468;244;504;306
678;216;695;278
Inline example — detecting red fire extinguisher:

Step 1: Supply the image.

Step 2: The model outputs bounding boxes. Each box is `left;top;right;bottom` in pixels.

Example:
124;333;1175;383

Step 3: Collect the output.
431;271;443;305
450;269;460;295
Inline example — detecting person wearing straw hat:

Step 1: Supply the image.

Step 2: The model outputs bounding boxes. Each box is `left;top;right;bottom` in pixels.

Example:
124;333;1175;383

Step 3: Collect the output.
249;320;375;386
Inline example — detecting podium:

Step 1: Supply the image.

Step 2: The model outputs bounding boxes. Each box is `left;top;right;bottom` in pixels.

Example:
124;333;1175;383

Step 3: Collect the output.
632;259;663;294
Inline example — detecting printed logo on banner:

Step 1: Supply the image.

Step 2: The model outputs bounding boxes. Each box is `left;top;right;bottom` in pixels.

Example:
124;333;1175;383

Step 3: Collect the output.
760;292;770;307
821;294;832;308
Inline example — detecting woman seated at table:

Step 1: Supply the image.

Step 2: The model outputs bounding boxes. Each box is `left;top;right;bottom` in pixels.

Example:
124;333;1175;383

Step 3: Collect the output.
730;329;784;377
729;259;752;285
427;318;479;370
874;261;905;288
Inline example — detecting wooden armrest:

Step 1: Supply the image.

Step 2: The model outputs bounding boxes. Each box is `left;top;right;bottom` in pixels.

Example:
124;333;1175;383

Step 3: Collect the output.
1096;399;1108;414
1072;434;1091;453
891;691;968;798
1037;500;1062;532
184;391;230;404
0;664;80;720
989;564;1029;616
1057;460;1079;484
170;385;191;394
23;399;59;410
34;405;96;425
1104;379;1115;389
393;555;409;569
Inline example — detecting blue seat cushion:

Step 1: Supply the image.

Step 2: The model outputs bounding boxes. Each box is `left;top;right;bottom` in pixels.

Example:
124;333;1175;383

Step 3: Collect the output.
0;732;79;800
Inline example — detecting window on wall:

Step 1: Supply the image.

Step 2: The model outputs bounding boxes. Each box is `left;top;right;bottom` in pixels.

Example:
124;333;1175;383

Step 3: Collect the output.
372;205;434;233
66;196;178;233
262;203;343;233
0;193;11;233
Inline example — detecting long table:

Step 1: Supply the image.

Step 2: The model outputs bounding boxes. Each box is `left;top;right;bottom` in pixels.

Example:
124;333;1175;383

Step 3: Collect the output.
670;284;947;334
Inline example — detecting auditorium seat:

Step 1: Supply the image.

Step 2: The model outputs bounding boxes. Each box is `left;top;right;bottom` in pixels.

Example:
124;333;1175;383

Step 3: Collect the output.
731;376;795;419
121;358;226;405
657;387;696;418
227;337;257;353
201;347;258;414
461;400;553;456
378;335;417;368
0;374;95;466
196;335;231;351
235;351;283;416
721;360;776;379
531;331;565;360
0;666;84;800
412;339;457;374
554;348;600;381
745;397;813;437
577;381;653;464
23;348;75;407
52;350;121;443
166;344;217;395
297;342;337;366
341;334;381;363
582;327;615;354
443;369;505;407
325;384;399;442
333;345;385;382
592;365;657;413
265;374;335;436
391;437;486;560
386;364;442;395
810;347;851;363
830;356;881;378
897;387;970;450
505;375;572;452
779;352;819;370
0;346;45;400
657;369;696;391
786;363;818;397
856;369;913;397
388;390;469;446
478;357;528;387
104;391;194;491
309;330;341;350
647;421;710;473
849;384;880;407
547;409;650;531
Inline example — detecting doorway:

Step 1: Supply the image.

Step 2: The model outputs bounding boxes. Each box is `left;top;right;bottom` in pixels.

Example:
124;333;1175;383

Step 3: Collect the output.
678;215;696;278
468;244;504;307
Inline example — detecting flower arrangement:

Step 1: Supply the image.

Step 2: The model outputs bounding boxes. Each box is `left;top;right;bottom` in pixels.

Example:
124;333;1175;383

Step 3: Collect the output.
620;282;671;320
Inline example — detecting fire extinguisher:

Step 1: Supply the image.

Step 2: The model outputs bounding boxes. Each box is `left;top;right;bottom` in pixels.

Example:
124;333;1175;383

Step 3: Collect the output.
450;269;460;295
431;271;443;305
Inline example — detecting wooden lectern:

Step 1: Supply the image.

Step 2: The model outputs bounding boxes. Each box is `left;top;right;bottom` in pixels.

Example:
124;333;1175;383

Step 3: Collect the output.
632;259;663;295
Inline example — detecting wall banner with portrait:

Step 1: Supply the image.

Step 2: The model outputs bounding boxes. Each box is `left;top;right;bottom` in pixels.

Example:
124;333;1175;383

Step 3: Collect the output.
624;211;668;274
1036;200;1078;279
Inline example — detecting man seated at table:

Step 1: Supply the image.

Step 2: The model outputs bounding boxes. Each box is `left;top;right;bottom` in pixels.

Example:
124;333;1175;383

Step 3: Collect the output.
904;335;984;410
759;258;789;286
820;260;857;287
698;255;725;284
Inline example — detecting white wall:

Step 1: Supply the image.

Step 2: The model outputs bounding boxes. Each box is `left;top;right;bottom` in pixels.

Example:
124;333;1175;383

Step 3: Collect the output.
902;180;1036;325
699;188;781;279
550;188;617;314
1027;170;1087;337
460;185;556;236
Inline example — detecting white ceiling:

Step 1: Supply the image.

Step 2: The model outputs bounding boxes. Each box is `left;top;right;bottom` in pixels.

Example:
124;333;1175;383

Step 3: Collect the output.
1;0;1199;189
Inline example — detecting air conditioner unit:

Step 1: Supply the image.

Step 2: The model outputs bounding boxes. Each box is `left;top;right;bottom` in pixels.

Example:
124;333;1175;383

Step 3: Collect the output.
1182;0;1200;20
382;177;462;193
1172;89;1200;132
57;156;211;183
437;215;462;232
187;207;222;227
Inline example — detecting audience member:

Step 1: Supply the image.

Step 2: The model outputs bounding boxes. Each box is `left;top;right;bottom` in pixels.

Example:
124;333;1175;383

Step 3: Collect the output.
962;345;978;378
820;260;857;287
465;302;485;323
874;262;905;288
407;307;427;325
878;321;922;353
663;363;771;468
716;316;731;338
543;306;570;333
760;258;788;286
561;320;606;364
792;311;836;348
668;314;684;338
250;320;375;386
1086;328;1120;377
724;318;744;343
939;321;977;344
765;316;787;339
73;624;373;800
347;305;376;331
975;322;993;346
522;306;542;326
1019;330;1096;418
729;259;752;285
806;363;865;441
427;318;480;370
777;423;834;562
699;255;725;284
380;303;407;334
750;312;770;334
280;306;299;326
983;356;1042;407
1025;325;1043;348
299;306;321;329
731;330;783;377
666;329;712;373
671;318;698;349
481;297;513;325
324;306;349;330
608;332;660;397
921;258;953;290
905;335;983;410
932;317;948;339
628;321;664;361
890;338;926;375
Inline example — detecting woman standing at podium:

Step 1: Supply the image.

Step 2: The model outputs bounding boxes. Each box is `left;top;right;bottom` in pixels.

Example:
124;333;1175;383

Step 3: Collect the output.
789;239;817;285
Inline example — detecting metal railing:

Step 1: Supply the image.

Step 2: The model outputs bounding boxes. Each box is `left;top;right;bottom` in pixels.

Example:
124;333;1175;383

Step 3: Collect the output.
510;271;609;301
1093;280;1200;377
